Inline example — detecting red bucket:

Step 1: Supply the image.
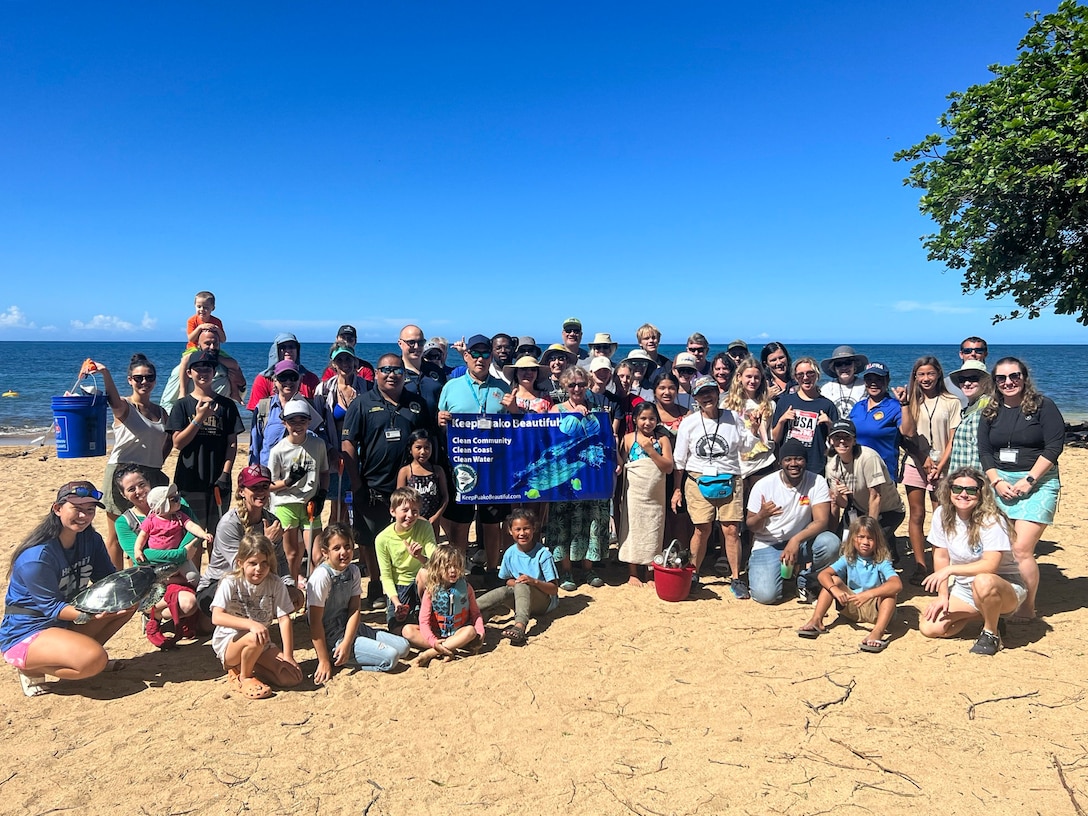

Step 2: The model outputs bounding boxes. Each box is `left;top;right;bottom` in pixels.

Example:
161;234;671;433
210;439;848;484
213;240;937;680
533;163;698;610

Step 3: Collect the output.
654;564;694;602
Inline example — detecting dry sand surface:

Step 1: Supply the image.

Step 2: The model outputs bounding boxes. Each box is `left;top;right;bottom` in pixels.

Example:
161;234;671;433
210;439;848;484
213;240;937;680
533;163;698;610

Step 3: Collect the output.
1;442;1086;816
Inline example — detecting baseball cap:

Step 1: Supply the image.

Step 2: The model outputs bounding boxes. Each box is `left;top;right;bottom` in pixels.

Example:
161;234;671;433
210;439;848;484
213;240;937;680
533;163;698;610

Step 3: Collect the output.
282;398;312;420
238;464;272;488
187;350;219;370
56;481;105;508
691;375;719;396
274;360;300;377
829;419;857;438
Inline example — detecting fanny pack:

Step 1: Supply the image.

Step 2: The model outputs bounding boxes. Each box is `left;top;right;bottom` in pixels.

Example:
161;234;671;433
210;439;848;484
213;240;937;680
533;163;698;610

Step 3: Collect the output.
696;473;734;501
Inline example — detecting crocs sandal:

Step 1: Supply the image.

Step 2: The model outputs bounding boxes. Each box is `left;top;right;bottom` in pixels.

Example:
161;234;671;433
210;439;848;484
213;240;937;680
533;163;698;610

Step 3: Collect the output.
796;624;826;639
19;672;49;697
501;625;521;640
859;638;888;653
237;677;272;699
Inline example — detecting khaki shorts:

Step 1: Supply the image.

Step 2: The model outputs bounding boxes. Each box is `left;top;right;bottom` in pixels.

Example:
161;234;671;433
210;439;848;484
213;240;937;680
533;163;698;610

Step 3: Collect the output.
683;473;744;525
838;596;880;625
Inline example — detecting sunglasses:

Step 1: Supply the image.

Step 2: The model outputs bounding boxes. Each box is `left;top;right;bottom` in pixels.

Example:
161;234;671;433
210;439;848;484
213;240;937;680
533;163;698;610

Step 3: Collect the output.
423;351;442;360
567;383;587;389
950;484;980;496
796;371;819;379
676;367;696;376
832;360;854;368
958;374;981;384
378;365;404;375
468;349;492;360
563;328;582;335
961;346;987;355
400;338;425;347
994;372;1022;384
61;484;104;500
275;373;300;383
130;374;156;383
687;347;707;354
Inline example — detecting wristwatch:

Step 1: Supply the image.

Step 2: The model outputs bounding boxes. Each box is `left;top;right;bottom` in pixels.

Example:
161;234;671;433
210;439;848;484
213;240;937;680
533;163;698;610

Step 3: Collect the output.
73;611;91;625
1025;475;1036;485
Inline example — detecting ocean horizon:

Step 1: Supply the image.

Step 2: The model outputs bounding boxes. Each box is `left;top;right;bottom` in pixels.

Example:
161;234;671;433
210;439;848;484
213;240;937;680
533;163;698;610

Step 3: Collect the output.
2;340;1086;442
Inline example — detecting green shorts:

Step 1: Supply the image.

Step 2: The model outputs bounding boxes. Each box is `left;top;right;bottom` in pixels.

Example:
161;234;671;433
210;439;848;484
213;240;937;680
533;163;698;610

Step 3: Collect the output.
274;502;309;530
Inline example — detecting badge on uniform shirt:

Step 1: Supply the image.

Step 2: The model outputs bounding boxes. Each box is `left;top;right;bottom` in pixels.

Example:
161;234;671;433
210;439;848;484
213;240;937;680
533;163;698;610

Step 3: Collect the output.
385;428;403;441
873;411;884;421
409;402;421;414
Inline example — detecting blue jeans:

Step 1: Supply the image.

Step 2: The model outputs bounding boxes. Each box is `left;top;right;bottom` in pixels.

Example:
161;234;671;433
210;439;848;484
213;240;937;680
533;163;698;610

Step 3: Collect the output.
336;630;411;673
748;531;841;605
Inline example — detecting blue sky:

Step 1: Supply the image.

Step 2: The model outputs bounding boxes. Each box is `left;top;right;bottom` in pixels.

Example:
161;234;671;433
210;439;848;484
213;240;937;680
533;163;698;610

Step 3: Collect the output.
2;1;1082;345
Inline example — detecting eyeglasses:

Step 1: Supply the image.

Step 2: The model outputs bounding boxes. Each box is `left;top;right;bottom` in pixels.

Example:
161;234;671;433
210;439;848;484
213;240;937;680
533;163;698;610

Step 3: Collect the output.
130;374;156;383
961;346;987;355
687;346;707;354
377;365;404;375
950;484;980;496
796;371;819;380
275;373;300;383
994;372;1022;384
400;338;424;347
468;349;492;360
959;374;981;384
676;367;696;376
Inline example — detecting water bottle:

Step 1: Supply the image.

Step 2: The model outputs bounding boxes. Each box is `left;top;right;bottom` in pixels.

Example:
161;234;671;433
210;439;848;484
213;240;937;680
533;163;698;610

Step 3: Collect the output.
344;490;353;526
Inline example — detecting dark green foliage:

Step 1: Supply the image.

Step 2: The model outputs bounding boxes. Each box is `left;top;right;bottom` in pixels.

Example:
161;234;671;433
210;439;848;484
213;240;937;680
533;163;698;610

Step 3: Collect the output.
895;2;1088;325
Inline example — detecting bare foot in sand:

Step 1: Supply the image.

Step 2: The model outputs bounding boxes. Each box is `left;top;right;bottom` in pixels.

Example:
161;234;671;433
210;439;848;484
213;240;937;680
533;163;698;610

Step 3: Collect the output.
416;648;439;668
627;576;644;587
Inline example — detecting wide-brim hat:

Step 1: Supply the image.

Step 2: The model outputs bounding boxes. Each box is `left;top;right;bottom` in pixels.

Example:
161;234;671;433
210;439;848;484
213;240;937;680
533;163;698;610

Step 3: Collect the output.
820;345;869;379
503;356;550;381
540;344;577;366
949;359;991;387
588;332;618;357
515;336;542;359
620;349;656;369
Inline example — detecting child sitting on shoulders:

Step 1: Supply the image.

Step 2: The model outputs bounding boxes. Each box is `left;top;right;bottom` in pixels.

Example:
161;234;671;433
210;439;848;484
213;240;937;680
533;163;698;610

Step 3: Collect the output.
186;290;226;348
797;516;902;653
210;533;303;700
307;523;410;682
417;544;485;666
476;509;559;646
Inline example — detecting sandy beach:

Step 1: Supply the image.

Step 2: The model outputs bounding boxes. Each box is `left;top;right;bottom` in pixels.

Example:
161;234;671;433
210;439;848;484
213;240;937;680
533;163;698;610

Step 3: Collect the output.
1;441;1086;816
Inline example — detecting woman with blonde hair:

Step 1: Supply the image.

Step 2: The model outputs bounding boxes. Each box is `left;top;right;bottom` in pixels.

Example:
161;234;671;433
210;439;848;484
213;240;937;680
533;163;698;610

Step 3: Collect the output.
920;468;1026;655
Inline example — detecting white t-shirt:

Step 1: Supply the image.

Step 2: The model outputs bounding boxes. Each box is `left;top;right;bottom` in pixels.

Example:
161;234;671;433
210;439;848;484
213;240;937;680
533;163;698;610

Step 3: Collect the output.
268;433;329;506
746;470;831;550
927;506;1021;588
210;574;294;663
673;409;742;476
820;380;867;419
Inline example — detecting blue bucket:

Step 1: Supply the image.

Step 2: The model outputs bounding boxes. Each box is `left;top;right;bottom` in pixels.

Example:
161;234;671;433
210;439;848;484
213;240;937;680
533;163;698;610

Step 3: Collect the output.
52;394;108;458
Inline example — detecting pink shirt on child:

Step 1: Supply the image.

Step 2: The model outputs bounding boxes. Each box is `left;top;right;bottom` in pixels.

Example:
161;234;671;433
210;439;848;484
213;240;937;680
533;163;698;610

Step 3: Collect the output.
140;512;191;551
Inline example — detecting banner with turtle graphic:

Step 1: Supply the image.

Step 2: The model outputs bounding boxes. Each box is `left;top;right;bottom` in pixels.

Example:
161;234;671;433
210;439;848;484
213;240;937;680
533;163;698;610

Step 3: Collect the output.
447;411;616;503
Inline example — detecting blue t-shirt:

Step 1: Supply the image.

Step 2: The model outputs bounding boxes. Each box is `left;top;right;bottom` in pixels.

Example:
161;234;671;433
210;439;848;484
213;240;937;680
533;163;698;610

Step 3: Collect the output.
849;396;902;478
498;542;559;613
828;554;896;593
0;529;117;652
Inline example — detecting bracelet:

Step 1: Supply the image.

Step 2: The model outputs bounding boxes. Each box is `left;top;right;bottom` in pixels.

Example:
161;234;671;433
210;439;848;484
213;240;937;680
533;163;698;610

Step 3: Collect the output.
190;419;201;426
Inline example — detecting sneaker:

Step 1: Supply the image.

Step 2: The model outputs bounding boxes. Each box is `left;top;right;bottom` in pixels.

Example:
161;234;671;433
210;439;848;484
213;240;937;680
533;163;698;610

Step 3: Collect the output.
730;576;750;600
970;630;1002;656
559;572;578;592
796;583;813;604
586;570;604;588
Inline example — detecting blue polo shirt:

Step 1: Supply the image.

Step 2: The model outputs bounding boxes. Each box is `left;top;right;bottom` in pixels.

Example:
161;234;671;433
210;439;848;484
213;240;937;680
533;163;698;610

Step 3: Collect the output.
848;396;902;478
439;374;508;415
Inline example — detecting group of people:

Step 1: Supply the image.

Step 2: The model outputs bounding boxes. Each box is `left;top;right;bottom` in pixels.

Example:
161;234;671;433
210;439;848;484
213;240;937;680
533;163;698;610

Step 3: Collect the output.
0;298;1067;697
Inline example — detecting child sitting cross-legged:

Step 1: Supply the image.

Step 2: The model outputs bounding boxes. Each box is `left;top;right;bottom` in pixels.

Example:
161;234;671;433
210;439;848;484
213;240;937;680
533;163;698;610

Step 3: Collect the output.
796;516;902;653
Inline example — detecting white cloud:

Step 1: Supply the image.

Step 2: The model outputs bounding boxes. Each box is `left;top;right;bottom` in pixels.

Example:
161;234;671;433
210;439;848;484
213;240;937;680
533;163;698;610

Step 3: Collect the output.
0;305;36;329
893;300;976;315
71;313;157;332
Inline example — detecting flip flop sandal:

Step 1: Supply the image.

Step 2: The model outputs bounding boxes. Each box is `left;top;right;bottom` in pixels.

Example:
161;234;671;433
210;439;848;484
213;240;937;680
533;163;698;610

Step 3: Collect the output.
796;625;826;639
103;659;125;672
20;673;49;697
501;625;521;640
508;627;528;647
238;677;273;699
859;639;888;653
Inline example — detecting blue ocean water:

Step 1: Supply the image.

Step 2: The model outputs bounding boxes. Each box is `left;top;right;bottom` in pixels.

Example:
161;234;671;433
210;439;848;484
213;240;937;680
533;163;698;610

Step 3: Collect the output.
1;340;1086;437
